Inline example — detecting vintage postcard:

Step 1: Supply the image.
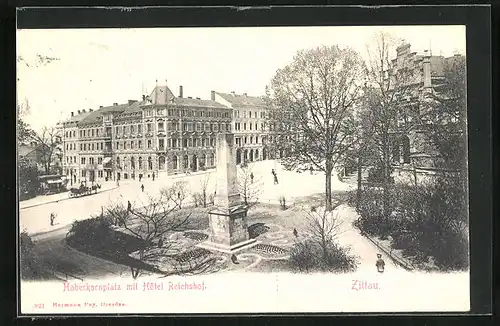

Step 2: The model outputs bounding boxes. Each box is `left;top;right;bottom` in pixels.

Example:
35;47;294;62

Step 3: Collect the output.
17;25;470;314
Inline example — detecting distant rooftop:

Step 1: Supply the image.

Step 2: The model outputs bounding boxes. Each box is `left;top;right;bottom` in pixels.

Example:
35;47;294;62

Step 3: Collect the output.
215;92;265;107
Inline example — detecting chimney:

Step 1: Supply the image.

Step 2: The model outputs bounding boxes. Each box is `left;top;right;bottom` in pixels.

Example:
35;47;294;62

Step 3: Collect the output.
128;100;137;105
113;103;118;106
188;96;193;99
211;90;215;101
100;105;103;108
77;110;81;114
89;109;93;112
423;50;431;88
196;97;201;100
142;95;146;101
82;109;86;113
179;85;183;98
71;112;74;117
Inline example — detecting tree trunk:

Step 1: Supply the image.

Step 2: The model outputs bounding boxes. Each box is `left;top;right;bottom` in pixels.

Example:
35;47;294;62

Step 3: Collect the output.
356;156;362;211
325;163;333;211
382;137;391;217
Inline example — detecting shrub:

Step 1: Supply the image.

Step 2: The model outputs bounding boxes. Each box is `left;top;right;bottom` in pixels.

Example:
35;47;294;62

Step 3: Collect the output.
290;239;358;273
20;231;43;279
67;216;112;251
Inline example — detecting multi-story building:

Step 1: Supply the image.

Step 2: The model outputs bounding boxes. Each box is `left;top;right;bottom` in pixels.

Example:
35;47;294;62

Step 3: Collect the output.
385;42;465;182
58;82;235;184
212;91;270;164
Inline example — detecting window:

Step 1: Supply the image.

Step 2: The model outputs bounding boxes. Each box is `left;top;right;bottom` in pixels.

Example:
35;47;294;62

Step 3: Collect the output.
123;126;127;134
147;123;152;132
159;139;164;150
130;125;135;133
81;157;86;164
131;157;135;169
227;123;231;131
196;123;201;132
205;123;210;131
89;157;94;165
188;139;193;147
91;143;95;150
138;141;142;149
147;140;152;148
183;139;188;148
91;129;95;137
244;123;247;130
138;124;142;133
138;157;143;169
81;170;86;177
188;123;193;132
183;123;188;131
98;157;103;164
249;111;252;118
158;122;164;132
98;171;103;178
250;123;252;130
255;123;258;130
115;127;119;135
244;137;247;144
210;138;215;147
148;157;153;170
172;155;178;169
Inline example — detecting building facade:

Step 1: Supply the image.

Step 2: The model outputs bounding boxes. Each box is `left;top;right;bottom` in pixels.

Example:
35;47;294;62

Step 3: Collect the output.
58;83;264;185
212;91;270;164
386;43;465;181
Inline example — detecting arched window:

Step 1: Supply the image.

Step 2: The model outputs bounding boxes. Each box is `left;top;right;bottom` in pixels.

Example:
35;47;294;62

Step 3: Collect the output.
148;156;153;170
159;156;165;170
201;154;206;167
209;153;215;166
172;155;178;169
138;157;143;169
131;157;135;169
183;155;189;169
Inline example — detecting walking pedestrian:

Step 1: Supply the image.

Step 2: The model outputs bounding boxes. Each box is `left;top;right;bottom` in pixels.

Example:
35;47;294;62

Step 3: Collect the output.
127;200;132;212
274;173;279;185
293;228;298;237
50;213;56;226
139;175;142;182
309;165;313;175
152;173;155;181
250;172;254;183
376;254;386;273
141;184;144;192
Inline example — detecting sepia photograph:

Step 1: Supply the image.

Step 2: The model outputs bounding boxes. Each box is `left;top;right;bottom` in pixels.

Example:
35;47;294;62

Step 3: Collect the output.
17;24;470;314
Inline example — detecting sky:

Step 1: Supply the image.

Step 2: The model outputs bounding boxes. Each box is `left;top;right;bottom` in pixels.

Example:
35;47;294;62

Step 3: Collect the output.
16;26;466;133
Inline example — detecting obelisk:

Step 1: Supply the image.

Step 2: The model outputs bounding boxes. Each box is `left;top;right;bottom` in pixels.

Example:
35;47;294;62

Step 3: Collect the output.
197;133;257;253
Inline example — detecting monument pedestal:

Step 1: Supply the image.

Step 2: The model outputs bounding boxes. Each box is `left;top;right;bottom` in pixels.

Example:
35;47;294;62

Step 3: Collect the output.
197;203;258;253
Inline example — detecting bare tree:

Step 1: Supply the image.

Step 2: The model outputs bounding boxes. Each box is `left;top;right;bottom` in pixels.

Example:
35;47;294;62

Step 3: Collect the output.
304;205;344;261
267;45;365;211
160;181;189;209
363;32;420;215
29;126;62;175
104;193;217;279
237;164;263;208
192;174;212;208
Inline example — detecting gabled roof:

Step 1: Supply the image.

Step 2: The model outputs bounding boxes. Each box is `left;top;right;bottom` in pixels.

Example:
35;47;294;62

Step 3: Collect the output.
79;103;129;125
149;85;228;109
215;92;265;107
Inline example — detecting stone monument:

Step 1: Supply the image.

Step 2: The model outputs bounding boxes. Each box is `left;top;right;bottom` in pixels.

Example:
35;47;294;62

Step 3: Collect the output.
197;133;257;253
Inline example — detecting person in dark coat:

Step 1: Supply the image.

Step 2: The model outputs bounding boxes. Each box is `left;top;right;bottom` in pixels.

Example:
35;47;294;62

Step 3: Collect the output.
376;254;386;273
127;200;132;212
231;254;239;264
152;173;155;181
273;173;279;185
250;172;254;183
50;213;56;226
141;184;144;192
293;228;298;237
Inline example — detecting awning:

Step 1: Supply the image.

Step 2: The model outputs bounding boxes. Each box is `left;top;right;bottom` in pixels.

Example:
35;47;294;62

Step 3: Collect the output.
103;157;112;164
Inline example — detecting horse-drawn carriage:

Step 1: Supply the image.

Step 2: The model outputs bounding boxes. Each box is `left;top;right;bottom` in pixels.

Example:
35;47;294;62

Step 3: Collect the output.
68;183;101;198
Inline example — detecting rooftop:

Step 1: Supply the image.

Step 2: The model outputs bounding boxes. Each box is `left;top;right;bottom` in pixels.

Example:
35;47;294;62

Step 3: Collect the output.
215;92;266;107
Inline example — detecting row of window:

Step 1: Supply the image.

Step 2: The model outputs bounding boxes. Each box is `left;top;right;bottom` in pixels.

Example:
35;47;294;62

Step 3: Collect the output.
145;107;232;119
234;110;268;119
235;135;263;146
234;122;265;131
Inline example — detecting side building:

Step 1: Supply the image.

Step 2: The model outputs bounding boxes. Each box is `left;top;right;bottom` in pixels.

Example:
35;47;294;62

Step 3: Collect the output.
58;82;233;184
212;91;270;164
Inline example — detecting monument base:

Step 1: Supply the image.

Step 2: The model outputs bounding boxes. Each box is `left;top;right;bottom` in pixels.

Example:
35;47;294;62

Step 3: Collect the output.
196;238;259;254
